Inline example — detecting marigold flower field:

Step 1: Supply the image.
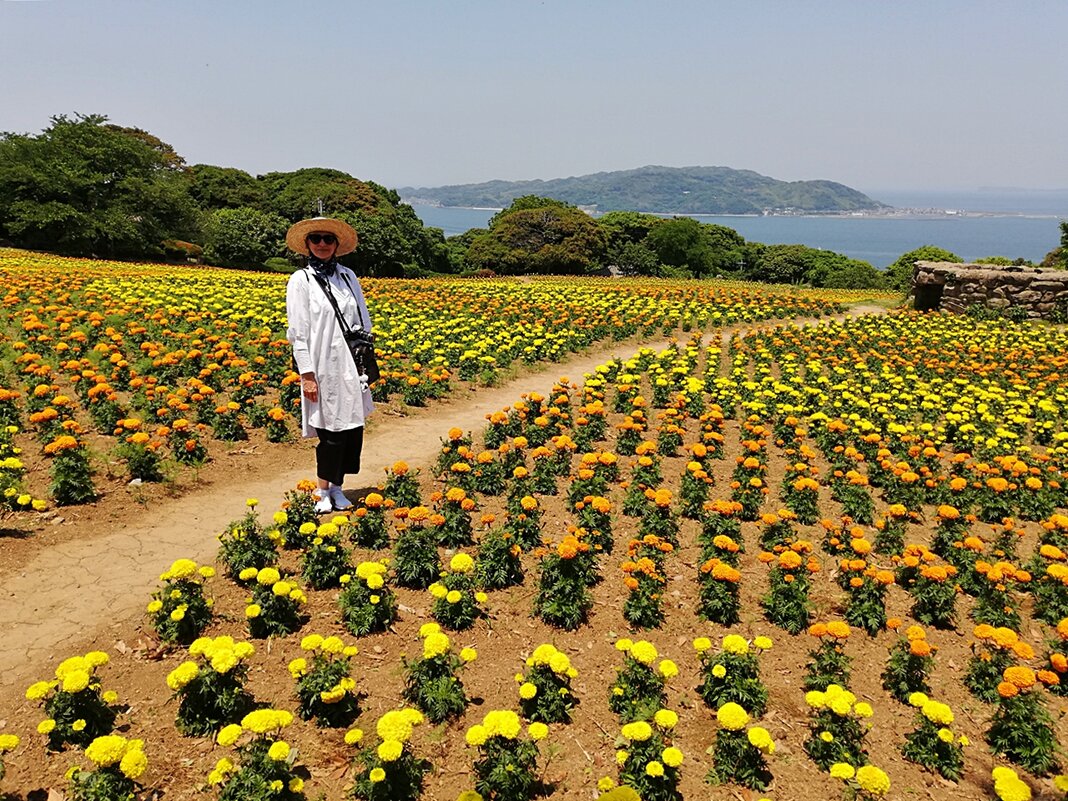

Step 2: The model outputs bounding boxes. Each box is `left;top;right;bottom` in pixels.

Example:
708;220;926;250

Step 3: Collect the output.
1;248;1067;801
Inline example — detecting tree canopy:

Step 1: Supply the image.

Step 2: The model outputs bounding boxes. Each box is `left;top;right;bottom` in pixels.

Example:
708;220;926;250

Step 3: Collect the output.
0;114;197;258
465;196;608;275
884;245;962;292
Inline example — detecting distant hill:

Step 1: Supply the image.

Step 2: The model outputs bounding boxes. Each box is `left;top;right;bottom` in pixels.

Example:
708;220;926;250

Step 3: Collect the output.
400;165;888;215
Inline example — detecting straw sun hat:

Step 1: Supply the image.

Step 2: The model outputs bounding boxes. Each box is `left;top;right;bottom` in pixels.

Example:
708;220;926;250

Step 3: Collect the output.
285;217;358;256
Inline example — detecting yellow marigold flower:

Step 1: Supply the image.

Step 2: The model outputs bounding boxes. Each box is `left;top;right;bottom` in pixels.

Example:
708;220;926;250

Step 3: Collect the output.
465;724;488;747
830;762;856;780
693;637;712;653
615;637;634;652
597;777;616;792
146;600;163;614
820;731;834;742
378;739;403;762
119;748;148;780
255;567;280;586
712;664;727;678
854;702;873;719
716;702;749;731
344;728;364;745
621;721;653;742
753;635;773;650
654;709;679;729
217;724;243;747
321;636;345;654
645;760;665;777
369;767;386;783
450;553;475;573
805;690;826;709
72;719;86;732
747;726;773;751
37;719;56;734
855;765;891;795
548;652;571;674
460;647;478;663
166;661;200;691
908;691;928;708
289;778;304;793
423;631;451;659
0;734;20;753
519;682;538;700
658;659;678;678
721;634;749;655
238;567;259;582
267;741;290;761
616;749;629;765
85;735;128;767
61;669;90;694
26;681;52;700
446;589;463;604
528;722;549;741
288;658;307;678
660;746;683;768
245;604;261;618
428;582;448;599
937;728;954;743
419;622;442;637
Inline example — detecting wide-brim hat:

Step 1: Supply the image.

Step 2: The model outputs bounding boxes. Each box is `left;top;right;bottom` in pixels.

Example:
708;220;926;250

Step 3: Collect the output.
285;217;358;256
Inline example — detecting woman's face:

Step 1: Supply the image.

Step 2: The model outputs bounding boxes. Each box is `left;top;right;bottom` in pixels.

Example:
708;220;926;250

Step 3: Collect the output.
307;232;339;261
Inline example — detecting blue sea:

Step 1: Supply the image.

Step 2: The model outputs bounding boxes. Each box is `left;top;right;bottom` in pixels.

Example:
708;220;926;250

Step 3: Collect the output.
411;189;1068;269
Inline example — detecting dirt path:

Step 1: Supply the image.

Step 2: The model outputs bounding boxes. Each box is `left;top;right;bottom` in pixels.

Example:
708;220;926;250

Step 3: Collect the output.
0;304;885;695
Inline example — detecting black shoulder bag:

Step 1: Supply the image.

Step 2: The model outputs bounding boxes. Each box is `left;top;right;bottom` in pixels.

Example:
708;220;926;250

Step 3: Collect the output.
308;269;381;385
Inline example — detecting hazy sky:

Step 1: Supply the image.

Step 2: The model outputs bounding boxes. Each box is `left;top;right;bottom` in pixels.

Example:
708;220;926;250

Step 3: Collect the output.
2;1;1066;193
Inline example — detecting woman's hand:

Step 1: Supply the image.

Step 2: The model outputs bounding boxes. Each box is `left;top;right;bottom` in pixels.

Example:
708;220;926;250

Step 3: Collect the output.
301;372;319;402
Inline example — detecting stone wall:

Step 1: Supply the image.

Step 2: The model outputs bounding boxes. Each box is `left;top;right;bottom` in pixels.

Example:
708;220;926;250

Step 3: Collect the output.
911;261;1068;319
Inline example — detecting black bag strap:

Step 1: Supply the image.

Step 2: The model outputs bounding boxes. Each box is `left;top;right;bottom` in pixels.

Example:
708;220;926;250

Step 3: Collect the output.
308;268;356;341
307;268;370;334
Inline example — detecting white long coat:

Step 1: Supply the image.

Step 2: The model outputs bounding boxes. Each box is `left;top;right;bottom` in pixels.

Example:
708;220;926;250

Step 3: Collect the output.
285;265;376;438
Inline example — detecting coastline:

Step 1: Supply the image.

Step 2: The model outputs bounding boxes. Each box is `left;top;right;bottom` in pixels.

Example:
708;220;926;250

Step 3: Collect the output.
408;202;1063;222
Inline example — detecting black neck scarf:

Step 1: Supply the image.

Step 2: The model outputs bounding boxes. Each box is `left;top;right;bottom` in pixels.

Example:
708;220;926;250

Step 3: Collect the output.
308;255;338;277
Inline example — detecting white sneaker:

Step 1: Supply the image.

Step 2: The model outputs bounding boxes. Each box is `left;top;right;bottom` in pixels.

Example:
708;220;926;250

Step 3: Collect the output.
314;490;333;514
328;486;353;510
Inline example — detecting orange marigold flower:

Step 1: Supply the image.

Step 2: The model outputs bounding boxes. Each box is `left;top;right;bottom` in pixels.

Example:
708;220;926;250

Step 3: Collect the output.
1003;666;1036;689
997;681;1018;699
826;621;851;640
973;624;996;641
1011;642;1035;660
910;640;932;657
1037;670;1060;686
992;627;1018;648
808;622;829;638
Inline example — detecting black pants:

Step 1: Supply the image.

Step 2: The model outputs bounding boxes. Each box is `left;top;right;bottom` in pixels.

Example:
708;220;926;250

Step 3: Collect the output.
314;426;364;486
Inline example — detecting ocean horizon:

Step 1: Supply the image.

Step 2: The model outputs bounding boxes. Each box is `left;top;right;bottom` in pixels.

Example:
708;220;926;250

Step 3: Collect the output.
411;189;1068;269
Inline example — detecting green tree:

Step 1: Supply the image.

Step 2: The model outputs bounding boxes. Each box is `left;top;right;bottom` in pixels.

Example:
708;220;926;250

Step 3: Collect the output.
749;243;813;284
645;217;714;276
805;251;885;289
598;211;663;249
1041;221;1068;269
0;113;197;257
884;245;962;292
613;241;662;277
338;209;412;277
186;164;265;211
465;197;608;275
259;168;381;222
203;206;288;269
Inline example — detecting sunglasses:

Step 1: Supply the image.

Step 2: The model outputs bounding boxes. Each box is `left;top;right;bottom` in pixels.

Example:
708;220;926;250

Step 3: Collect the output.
307;233;337;245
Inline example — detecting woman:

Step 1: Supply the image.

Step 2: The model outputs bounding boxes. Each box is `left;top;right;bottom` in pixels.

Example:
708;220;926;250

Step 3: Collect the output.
285;216;375;513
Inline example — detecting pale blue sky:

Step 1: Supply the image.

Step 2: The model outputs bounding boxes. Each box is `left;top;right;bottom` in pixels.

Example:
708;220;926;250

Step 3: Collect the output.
2;0;1066;193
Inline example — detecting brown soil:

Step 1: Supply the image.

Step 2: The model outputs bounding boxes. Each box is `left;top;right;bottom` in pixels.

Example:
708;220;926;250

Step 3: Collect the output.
5;303;1059;801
